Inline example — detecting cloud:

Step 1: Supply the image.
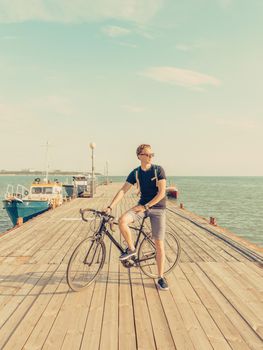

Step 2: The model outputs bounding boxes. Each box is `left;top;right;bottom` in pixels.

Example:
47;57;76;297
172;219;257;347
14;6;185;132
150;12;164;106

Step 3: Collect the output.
141;66;221;89
175;40;216;52
0;95;73;129
121;104;145;113
102;25;131;37
0;0;163;23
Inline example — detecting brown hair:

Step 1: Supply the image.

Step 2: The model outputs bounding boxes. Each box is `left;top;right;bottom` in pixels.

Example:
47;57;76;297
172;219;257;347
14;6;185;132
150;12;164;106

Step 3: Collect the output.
136;144;151;156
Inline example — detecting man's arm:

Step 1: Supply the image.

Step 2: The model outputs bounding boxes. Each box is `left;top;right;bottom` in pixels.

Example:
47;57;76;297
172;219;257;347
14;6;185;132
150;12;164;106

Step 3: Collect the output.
133;179;166;212
146;179;166;208
107;182;133;210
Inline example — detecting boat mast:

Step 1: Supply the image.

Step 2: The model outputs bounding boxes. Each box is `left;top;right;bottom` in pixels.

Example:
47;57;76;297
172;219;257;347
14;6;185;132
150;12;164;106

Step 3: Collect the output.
45;141;49;183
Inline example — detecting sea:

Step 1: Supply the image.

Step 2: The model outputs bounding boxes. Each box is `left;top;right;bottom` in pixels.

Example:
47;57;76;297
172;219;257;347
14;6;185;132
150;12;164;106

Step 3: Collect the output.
0;175;262;247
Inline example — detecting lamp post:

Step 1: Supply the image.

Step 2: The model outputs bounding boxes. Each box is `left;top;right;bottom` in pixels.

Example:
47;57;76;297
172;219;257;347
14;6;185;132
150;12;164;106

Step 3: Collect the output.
106;160;109;185
89;142;96;197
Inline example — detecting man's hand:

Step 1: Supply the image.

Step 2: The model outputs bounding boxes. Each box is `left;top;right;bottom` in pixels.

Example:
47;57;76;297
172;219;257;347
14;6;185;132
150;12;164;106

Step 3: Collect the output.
103;206;112;215
133;205;145;213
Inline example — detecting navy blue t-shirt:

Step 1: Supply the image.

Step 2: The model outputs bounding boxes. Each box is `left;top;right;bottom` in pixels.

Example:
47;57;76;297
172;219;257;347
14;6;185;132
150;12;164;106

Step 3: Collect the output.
126;164;166;209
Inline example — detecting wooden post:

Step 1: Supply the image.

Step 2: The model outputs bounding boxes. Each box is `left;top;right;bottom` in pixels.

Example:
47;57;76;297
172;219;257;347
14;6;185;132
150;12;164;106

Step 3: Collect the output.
17;217;23;226
210;217;217;225
180;203;184;209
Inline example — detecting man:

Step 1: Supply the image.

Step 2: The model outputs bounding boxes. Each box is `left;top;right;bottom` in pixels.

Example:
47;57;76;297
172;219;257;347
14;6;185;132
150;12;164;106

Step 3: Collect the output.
105;144;169;291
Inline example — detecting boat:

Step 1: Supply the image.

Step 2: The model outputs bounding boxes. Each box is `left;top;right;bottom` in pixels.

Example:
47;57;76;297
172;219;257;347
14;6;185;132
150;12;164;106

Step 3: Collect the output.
62;174;97;198
3;178;63;226
72;174;92;197
166;186;178;199
62;183;75;198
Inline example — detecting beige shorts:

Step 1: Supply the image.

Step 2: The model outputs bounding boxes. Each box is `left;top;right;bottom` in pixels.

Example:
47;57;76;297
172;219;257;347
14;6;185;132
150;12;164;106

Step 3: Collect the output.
126;208;166;240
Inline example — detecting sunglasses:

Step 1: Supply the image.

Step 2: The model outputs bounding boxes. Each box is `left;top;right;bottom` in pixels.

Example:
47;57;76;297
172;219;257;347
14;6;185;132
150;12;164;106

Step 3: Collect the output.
140;153;155;158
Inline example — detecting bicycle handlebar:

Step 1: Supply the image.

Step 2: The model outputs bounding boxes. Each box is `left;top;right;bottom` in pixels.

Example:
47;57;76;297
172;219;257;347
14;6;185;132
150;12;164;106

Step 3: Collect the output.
79;208;116;231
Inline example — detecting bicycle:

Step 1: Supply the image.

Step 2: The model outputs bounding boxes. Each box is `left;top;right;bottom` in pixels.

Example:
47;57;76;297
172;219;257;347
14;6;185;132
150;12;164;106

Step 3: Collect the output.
67;208;181;291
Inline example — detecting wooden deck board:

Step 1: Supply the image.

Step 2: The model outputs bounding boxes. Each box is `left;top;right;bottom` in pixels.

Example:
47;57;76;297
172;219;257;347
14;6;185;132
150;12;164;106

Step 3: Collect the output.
0;182;262;349
174;220;239;262
180;262;252;350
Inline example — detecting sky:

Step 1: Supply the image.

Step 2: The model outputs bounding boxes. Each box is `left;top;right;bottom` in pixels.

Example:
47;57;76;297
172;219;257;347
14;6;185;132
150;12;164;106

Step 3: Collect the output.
0;0;262;176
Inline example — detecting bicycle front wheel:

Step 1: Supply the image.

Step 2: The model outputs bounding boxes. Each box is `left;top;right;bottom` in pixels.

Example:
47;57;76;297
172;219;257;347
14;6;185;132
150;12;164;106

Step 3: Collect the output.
67;236;106;291
138;231;181;278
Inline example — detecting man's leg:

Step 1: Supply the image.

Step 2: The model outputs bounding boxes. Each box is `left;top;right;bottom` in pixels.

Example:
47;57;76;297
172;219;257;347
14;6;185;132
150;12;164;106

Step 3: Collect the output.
149;209;166;276
154;239;165;278
118;212;135;251
149;209;169;290
118;209;144;260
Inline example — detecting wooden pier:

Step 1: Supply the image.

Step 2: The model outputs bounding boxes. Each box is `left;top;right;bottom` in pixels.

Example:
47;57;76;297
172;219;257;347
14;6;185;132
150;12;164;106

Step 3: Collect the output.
0;183;262;349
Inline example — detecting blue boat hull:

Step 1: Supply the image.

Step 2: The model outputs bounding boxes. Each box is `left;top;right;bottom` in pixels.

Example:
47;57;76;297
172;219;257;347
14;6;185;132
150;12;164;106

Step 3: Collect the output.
63;184;75;198
3;199;50;226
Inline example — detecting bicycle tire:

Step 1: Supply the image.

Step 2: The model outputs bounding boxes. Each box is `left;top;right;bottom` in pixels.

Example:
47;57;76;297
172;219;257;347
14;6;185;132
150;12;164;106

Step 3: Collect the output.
67;236;106;291
138;231;181;278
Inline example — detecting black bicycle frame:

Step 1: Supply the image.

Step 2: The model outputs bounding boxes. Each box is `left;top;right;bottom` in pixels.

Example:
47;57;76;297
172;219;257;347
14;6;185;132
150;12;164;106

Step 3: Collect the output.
97;216;149;254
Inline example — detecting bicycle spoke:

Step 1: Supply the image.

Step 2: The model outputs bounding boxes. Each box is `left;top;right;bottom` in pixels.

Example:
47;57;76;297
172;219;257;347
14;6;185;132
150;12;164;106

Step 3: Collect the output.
138;232;181;278
67;237;105;291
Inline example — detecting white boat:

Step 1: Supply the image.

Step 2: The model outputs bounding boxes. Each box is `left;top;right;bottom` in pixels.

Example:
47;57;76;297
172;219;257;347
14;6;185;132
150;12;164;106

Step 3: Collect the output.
3;178;63;226
72;174;92;197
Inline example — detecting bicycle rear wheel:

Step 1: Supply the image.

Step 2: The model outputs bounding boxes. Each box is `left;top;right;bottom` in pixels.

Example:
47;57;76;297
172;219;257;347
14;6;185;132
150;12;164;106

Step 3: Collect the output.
67;236;106;291
138;231;181;278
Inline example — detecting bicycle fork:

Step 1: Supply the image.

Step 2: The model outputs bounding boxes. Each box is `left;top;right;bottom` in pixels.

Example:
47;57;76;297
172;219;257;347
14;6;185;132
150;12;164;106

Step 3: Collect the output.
84;240;101;266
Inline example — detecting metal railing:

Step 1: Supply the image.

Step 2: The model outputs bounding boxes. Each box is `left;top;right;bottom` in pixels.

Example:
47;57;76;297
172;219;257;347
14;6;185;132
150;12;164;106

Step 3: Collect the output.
5;184;30;200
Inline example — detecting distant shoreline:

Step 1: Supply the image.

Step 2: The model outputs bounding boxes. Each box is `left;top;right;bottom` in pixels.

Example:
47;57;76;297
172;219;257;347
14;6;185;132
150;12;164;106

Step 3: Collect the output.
0;172;102;176
0;174;262;177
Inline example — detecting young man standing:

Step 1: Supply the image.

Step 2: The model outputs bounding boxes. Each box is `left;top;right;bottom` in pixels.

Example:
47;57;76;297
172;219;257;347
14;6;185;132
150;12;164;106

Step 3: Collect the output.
105;144;169;290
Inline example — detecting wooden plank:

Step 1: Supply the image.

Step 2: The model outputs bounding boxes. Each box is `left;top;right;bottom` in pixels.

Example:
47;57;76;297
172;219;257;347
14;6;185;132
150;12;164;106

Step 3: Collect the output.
0;263;49;330
165;221;197;263
198;262;263;341
118;266;137;350
241;261;263;286
168;218;218;261
0;264;56;349
177;220;238;262
208;262;263;317
0;220;46;257
58;277;96;350
167;219;215;262
123;192;158;349
225;262;263;300
0;263;33;311
140;274;176;350
80;241;111;350
3;264;66;349
156;278;195;350
118;238;137;350
195;262;263;349
23;266;70;350
42;205;107;349
99;240;119;349
245;261;263;277
168;266;214;349
181;262;252;350
130;269;156;350
175;264;232;350
167;203;255;262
